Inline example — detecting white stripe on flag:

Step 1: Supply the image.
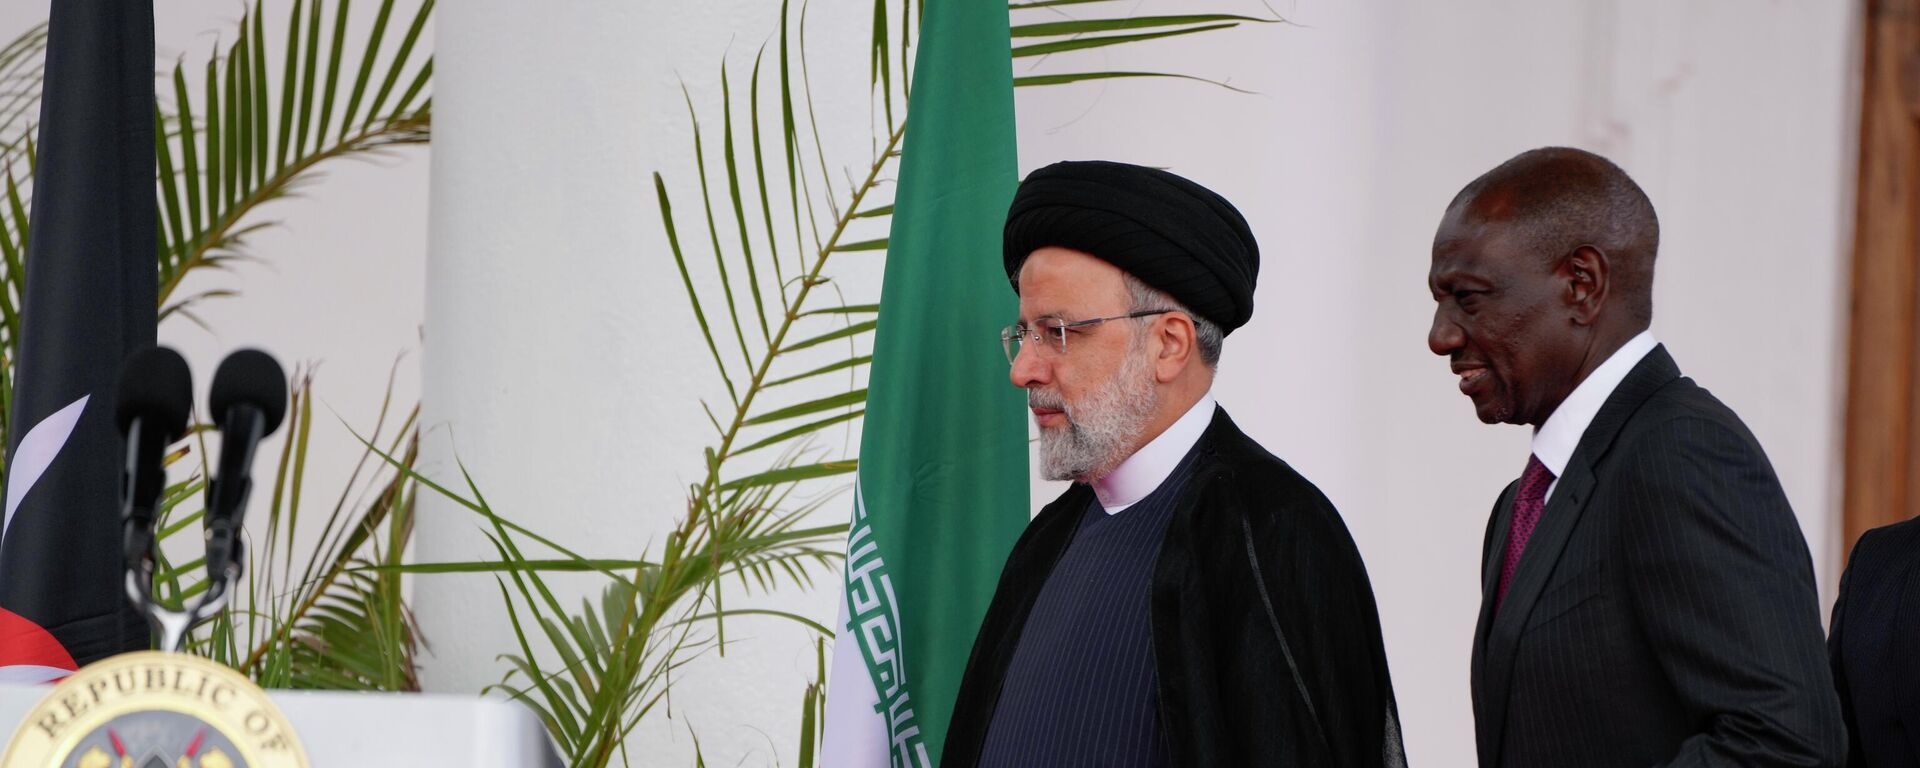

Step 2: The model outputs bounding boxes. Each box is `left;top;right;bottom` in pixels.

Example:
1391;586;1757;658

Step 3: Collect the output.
0;395;90;557
821;591;891;768
0;665;72;684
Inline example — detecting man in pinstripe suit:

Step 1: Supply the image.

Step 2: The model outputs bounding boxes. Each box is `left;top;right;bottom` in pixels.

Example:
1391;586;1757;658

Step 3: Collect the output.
1427;147;1844;767
1830;516;1920;767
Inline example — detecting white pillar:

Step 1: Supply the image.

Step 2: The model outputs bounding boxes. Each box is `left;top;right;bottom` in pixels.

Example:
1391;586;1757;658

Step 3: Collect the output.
421;2;876;765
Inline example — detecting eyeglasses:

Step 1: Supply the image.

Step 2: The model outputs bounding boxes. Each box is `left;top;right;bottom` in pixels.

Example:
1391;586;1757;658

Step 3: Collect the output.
1000;309;1175;364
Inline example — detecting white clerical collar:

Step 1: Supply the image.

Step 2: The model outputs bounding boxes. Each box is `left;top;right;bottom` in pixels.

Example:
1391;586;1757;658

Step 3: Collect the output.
1093;392;1217;515
1532;330;1657;479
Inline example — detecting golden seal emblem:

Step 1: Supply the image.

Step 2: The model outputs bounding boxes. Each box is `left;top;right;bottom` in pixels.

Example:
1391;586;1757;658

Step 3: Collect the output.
0;652;307;768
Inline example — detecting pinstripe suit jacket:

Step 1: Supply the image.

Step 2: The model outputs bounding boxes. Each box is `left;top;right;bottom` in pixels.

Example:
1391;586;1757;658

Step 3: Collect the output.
1470;345;1844;767
1830;516;1920;768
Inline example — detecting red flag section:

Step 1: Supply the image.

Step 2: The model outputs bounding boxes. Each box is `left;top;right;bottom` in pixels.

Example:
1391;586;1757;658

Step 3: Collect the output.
0;605;78;682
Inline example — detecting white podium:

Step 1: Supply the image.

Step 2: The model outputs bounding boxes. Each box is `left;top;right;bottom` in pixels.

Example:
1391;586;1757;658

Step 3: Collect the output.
0;684;564;766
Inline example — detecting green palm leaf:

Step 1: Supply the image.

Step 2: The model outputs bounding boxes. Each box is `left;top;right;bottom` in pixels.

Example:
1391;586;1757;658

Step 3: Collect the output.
0;2;432;472
0;22;45;157
154;0;433;316
137;365;428;694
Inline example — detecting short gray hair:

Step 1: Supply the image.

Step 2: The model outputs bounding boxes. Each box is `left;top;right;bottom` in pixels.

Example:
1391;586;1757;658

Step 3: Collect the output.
1122;273;1223;368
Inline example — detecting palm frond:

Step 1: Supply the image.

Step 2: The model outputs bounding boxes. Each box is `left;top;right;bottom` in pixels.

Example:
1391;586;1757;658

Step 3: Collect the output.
154;0;434;315
142;366;427;693
0;5;432;467
283;563;422;690
1007;0;1275;89
0;22;45;157
795;638;827;767
365;428;848;765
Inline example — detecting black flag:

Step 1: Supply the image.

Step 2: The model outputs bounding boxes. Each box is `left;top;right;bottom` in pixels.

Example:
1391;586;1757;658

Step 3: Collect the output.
0;0;156;680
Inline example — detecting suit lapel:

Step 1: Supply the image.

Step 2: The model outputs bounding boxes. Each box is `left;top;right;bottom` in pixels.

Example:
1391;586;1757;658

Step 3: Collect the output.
1478;455;1596;756
1471;480;1518;768
1476;345;1681;766
1473;482;1520;661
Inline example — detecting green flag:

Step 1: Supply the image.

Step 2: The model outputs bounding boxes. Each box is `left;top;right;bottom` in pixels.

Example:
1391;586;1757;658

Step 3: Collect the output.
819;1;1026;765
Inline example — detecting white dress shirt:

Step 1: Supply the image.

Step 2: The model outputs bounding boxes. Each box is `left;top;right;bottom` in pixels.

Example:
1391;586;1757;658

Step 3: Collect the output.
1531;330;1658;502
1093;393;1217;514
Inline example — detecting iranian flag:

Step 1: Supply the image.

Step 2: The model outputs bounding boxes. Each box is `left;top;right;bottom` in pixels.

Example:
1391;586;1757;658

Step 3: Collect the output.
817;0;1027;766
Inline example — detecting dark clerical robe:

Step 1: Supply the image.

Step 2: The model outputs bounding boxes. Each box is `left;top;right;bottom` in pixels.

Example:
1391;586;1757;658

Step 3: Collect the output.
944;407;1407;767
977;447;1200;767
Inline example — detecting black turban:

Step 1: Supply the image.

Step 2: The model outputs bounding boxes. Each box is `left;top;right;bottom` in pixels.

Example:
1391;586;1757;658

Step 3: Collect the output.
1003;160;1259;332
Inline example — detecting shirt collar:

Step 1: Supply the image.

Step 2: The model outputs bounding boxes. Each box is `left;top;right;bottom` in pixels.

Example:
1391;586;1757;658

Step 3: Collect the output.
1093;392;1217;514
1531;331;1658;477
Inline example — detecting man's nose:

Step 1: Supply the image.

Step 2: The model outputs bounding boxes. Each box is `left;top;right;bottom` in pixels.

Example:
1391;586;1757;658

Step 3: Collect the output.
1009;342;1048;389
1428;311;1465;357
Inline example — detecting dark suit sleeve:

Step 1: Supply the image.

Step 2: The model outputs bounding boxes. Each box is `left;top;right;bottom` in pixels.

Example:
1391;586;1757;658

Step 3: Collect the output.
1250;492;1406;768
1615;416;1845;767
1828;542;1864;767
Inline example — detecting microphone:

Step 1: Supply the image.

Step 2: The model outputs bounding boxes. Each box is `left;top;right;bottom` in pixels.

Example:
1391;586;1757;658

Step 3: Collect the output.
204;349;287;584
114;347;194;574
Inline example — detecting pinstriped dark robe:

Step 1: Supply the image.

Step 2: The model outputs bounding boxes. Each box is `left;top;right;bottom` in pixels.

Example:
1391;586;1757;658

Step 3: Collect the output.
945;408;1406;768
1471;345;1844;767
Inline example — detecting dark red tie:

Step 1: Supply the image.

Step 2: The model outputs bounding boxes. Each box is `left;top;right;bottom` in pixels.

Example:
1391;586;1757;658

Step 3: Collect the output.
1497;454;1556;610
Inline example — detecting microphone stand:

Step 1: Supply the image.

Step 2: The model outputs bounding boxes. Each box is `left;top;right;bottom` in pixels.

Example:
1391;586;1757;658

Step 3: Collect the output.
121;420;241;653
123;567;235;654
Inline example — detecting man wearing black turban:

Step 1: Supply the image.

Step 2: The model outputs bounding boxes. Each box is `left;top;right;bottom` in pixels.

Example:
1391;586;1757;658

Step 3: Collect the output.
943;161;1406;767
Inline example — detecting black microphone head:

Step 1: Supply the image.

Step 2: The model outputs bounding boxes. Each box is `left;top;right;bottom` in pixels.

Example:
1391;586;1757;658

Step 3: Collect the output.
209;349;288;435
114;346;193;440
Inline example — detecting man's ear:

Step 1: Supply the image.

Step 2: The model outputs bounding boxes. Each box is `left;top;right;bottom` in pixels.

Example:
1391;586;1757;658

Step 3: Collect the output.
1562;244;1611;326
1154;312;1197;382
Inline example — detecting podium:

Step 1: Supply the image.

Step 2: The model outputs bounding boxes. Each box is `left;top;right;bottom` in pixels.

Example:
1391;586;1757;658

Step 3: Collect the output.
0;683;564;766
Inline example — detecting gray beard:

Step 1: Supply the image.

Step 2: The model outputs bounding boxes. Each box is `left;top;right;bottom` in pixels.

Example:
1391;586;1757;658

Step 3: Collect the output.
1031;348;1158;483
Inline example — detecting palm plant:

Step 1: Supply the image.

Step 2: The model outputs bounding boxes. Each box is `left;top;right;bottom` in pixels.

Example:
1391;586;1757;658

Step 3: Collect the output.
0;22;42;158
0;0;432;462
110;364;424;690
0;0;433;689
370;443;849;766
